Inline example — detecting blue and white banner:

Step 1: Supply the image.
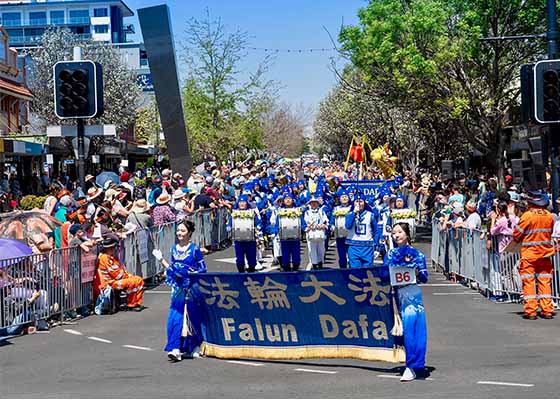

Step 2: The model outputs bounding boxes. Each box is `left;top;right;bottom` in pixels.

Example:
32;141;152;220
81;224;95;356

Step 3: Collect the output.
339;180;396;197
188;267;405;362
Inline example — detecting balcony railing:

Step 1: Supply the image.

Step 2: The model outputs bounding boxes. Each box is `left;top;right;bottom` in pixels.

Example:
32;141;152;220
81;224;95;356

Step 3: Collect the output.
0;16;90;27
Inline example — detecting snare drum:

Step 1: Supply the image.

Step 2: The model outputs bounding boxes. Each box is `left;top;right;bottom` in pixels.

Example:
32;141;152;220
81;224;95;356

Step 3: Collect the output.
307;229;326;242
335;216;349;238
279;216;301;240
232;216;255;242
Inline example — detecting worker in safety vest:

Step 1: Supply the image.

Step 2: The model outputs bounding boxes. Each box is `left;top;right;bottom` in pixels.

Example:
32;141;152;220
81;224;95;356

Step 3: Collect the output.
512;191;555;320
97;238;145;311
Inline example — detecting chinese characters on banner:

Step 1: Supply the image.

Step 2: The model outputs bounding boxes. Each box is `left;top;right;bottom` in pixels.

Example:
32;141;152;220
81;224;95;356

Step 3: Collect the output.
188;267;405;363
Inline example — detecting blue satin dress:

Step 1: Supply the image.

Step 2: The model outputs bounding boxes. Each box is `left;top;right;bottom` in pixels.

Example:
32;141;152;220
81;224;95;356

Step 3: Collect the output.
384;245;428;370
164;242;207;353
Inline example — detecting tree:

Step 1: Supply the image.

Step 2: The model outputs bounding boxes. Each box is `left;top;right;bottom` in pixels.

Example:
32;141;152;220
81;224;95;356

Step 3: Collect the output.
181;10;276;163
134;98;161;145
313;67;467;168
262;102;311;158
26;28;142;132
339;0;547;173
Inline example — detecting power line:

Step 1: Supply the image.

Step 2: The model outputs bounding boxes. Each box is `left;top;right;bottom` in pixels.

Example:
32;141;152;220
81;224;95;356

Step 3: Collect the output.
247;46;338;53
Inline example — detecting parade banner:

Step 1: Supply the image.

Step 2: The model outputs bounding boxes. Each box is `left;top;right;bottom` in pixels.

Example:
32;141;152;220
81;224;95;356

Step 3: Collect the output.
339;179;396;200
188;267;405;363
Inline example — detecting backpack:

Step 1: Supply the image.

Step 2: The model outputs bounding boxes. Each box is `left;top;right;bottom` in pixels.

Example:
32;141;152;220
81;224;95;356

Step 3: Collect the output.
94;286;113;315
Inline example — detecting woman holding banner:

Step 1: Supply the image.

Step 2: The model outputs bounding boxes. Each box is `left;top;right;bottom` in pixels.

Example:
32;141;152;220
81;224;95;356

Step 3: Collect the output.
153;220;207;362
384;222;428;382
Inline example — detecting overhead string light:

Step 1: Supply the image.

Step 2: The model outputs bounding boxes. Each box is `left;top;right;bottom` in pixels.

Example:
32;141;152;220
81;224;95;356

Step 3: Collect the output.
247;47;338;53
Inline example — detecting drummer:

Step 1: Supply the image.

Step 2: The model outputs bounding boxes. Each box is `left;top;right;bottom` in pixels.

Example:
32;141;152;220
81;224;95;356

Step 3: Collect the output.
331;189;352;268
271;192;303;272
303;197;329;270
229;194;263;273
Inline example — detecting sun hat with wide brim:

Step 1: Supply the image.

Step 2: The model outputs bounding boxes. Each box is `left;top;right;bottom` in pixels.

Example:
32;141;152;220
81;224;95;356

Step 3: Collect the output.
131;199;150;213
525;192;549;207
156;192;172;205
173;189;186;200
87;187;103;201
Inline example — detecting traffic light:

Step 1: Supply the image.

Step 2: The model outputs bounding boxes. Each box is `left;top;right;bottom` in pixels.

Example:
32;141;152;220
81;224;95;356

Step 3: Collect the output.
534;60;560;123
53;60;103;119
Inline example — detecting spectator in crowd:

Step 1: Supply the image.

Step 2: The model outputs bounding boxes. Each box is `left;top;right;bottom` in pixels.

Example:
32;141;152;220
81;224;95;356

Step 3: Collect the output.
126;199;154;231
152;190;177;225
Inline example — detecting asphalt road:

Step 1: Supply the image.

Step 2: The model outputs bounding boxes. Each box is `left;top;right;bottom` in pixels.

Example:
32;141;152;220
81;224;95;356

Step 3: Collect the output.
2;228;560;398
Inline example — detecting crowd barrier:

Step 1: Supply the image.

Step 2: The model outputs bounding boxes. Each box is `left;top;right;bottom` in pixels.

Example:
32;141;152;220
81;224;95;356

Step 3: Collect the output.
0;207;232;332
430;222;560;306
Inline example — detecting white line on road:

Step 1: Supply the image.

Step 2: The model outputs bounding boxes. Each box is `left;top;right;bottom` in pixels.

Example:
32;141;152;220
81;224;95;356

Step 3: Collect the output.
419;283;460;287
294;368;337;375
87;336;112;343
226;360;264;367
477;381;534;388
123;345;153;351
63;329;82;335
432;292;481;296
144;291;172;294
377;374;434;381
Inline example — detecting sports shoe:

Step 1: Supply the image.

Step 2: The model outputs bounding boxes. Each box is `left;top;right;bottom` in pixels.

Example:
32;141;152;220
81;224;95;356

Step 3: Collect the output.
191;346;202;358
400;367;416;382
540;314;554;319
167;349;182;362
523;314;537;320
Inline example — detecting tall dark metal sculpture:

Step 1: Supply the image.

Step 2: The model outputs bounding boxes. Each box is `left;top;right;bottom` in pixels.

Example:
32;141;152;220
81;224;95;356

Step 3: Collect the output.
138;4;192;175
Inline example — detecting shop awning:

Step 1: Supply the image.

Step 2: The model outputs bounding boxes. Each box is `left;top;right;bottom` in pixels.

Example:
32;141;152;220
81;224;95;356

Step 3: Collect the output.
0;77;32;101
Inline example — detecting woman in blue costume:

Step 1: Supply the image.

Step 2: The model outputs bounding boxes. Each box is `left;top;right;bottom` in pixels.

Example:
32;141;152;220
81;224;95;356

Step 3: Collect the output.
384;222;428;382
153;219;207;362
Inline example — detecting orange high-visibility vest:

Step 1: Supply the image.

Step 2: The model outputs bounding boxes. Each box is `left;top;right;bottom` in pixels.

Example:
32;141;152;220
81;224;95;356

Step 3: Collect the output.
97;253;129;285
513;208;555;260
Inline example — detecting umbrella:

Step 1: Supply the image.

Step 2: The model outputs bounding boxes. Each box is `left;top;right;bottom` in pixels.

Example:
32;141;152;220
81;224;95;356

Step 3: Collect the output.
195;161;216;173
0;210;62;245
255;159;269;167
0;238;33;267
96;171;120;188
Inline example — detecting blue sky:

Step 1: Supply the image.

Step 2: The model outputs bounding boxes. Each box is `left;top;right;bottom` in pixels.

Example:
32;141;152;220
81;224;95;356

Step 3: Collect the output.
126;0;366;113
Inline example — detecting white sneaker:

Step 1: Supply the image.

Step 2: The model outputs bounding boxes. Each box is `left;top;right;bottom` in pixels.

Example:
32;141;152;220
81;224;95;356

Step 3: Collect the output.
255;262;264;271
400;367;416;382
167;349;182;362
191;346;202;358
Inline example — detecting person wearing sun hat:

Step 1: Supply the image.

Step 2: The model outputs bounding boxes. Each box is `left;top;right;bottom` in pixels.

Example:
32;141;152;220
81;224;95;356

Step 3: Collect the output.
126;198;153;230
152;189;176;226
513;190;555;320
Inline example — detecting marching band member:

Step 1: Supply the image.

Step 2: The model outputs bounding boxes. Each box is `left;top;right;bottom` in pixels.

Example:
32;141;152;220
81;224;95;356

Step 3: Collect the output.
345;191;379;268
385;222;428;381
298;179;311;205
229;194;263;273
303;197;329;270
331;190;352;268
375;187;393;258
268;194;284;266
271;192;303;271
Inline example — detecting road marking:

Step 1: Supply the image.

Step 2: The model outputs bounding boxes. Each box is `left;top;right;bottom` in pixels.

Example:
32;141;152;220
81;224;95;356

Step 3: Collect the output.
377;374;434;381
63;329;82;336
226;360;264;367
419;283;460;287
477;381;534;387
144;291;172;294
123;345;153;351
433;292;480;296
87;336;112;343
294;368;337;375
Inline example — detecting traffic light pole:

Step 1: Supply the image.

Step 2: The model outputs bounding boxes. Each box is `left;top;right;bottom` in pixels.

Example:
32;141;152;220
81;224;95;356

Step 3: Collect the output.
77;118;86;190
547;0;560;212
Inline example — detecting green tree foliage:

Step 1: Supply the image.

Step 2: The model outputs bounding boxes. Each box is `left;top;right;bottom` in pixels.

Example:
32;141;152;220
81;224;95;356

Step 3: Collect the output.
181;11;276;163
134;98;160;145
339;0;547;171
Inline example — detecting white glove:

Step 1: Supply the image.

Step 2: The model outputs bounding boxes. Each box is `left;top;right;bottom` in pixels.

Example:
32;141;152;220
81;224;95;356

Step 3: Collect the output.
152;249;163;261
353;205;360;213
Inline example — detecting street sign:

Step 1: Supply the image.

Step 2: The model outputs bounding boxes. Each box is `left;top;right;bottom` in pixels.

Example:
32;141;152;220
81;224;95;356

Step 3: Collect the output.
46;154;54;164
91;155;100;164
47;124;116;137
63;159;75;165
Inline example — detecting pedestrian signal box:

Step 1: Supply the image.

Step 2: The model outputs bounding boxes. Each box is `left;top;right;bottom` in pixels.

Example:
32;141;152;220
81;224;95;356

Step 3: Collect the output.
53;60;103;119
534;59;560;124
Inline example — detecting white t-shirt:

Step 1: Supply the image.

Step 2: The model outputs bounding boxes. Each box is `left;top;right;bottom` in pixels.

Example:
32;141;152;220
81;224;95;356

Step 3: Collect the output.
465;213;482;230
